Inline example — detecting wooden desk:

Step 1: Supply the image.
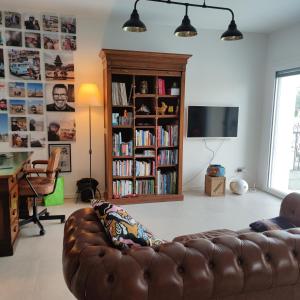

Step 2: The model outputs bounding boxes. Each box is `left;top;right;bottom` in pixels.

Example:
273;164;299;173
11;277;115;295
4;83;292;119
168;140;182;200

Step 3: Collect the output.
0;152;32;256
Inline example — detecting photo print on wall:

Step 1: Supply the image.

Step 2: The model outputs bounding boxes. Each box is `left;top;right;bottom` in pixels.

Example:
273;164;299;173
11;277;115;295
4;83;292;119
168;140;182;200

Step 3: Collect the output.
61;35;76;51
11;132;28;148
28;99;44;115
0;32;3;46
4;11;21;29
0;49;5;78
43;33;59;50
0;114;8;142
9;82;25;97
42;14;59;32
10;116;27;131
25;32;41;49
5;30;22;47
29;115;44;131
27;82;43;97
47;115;76;142
24;14;41;31
61;16;76;34
0;83;7;112
9;99;26;115
30;132;46;148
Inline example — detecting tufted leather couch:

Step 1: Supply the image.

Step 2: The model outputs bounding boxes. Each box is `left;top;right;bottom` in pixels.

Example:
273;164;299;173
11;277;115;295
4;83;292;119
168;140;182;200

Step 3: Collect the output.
63;193;300;300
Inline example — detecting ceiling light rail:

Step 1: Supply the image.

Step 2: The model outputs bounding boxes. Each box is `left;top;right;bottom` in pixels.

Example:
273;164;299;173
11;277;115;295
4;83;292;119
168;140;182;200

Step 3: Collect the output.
123;0;243;41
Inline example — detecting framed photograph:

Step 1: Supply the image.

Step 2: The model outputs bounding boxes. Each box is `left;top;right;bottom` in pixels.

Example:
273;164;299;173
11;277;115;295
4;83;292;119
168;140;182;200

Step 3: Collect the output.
46;83;75;112
0;114;8;142
30;132;46;148
47;115;76;142
11;133;28;148
0;49;5;78
28;99;44;115
5;30;22;47
25;32;41;49
27;82;43;97
61;16;76;34
29;116;44;131
24;14;41;31
42;15;58;32
0;83;7;112
9;82;25;97
61;35;76;51
43;33;59;50
10;116;27;131
0;32;3;45
9;99;26;115
48;144;72;172
44;51;74;81
8;49;41;80
4;12;21;29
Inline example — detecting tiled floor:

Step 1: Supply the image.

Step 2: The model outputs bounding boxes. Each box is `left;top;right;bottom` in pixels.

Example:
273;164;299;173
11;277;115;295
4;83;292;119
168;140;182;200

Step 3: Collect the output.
0;190;281;300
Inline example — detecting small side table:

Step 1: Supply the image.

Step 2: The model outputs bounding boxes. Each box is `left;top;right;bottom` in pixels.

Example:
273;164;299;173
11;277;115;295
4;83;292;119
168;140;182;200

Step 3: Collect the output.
205;175;226;196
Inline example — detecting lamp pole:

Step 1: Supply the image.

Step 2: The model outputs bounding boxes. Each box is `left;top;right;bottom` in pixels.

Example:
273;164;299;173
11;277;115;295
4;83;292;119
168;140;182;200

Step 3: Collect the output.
89;105;92;179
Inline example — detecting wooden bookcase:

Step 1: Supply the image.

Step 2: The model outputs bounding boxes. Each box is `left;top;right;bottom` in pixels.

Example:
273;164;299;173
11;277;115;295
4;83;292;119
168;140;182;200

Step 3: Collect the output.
100;49;191;204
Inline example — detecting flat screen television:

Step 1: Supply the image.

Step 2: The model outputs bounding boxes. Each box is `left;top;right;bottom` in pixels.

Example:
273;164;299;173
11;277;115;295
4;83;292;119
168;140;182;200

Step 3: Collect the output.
187;106;239;138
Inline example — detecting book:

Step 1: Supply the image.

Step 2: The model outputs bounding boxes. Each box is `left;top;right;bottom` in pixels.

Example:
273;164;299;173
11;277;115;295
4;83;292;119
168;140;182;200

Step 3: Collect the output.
112;82;128;106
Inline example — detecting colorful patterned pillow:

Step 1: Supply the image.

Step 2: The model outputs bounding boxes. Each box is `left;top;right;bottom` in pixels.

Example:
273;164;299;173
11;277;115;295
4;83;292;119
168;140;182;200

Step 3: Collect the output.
250;216;296;232
91;199;163;249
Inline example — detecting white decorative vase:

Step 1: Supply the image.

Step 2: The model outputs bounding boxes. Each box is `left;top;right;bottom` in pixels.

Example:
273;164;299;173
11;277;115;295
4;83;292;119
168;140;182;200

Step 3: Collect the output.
230;179;248;195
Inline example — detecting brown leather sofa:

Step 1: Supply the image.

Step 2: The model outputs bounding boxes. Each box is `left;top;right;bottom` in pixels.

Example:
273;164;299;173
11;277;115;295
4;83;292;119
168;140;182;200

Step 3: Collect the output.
63;193;300;300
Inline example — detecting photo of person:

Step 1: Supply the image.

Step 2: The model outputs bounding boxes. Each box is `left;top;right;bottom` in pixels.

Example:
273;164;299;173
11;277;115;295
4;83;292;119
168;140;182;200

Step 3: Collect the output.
29;116;44;131
30;132;46;148
0;49;4;78
27;83;43;97
28;99;44;114
0;83;7;112
46;83;74;112
61;16;76;34
0;114;8;142
9;99;26;114
0;32;3;45
47;115;76;141
11;133;28;148
42;15;58;32
10;116;27;131
5;30;22;47
43;33;59;50
4;12;21;29
9;82;25;97
44;51;74;81
25;32;41;48
61;35;76;51
24;14;40;30
9;49;41;80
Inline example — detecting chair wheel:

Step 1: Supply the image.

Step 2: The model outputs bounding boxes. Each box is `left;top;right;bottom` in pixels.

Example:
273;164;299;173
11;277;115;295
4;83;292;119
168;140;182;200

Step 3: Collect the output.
40;229;45;236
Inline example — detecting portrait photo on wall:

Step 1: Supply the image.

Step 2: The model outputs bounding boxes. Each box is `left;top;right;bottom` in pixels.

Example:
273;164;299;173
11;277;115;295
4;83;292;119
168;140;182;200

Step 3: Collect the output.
5;30;22;47
61;16;76;34
48;144;72;172
30;132;46;148
25;32;41;49
9;99;26;115
42;15;59;32
28;99;44;115
9;49;41;80
9;82;25;97
0;114;8;142
29;116;44;131
47;115;76;142
61;35;76;51
24;14;41;31
27;82;43;97
0;83;7;112
43;33;59;50
11;133;28;148
0;32;3;46
46;83;75;112
4;11;21;29
0;49;4;78
44;51;74;81
10;116;27;131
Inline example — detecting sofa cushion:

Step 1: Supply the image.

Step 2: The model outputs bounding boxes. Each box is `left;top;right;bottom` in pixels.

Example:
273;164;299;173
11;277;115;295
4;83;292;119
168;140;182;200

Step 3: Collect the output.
250;216;296;232
91;199;163;249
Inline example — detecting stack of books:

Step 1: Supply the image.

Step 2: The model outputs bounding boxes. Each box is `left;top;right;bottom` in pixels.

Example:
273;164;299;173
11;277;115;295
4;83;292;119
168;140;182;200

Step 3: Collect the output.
158;149;178;166
135;160;155;176
135;180;155;194
157;125;178;147
113;160;133;176
112;82;128;106
157;78;166;95
135;130;155;146
113;180;133;198
157;170;177;194
113;132;133;156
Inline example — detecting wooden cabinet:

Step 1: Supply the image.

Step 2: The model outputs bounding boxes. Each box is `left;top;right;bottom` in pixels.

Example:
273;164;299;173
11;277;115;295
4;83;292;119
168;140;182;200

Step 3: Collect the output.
100;49;191;204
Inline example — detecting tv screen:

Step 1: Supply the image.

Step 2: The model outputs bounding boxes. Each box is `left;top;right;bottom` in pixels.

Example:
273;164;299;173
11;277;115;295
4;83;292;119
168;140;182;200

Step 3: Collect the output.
187;106;239;138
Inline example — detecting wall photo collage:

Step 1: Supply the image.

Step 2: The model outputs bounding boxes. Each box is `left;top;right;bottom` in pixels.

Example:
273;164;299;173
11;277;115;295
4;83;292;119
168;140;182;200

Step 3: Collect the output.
0;11;76;171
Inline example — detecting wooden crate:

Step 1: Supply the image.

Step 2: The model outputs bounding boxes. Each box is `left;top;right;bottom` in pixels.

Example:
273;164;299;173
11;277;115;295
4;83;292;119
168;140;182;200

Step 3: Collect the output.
205;175;226;196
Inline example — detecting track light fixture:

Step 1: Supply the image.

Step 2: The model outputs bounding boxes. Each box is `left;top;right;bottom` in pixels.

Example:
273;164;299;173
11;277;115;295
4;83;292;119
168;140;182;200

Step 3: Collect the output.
122;0;243;41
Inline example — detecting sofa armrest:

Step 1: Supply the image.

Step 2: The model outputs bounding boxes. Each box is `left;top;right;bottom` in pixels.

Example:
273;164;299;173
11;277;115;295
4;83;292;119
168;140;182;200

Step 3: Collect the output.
280;193;300;226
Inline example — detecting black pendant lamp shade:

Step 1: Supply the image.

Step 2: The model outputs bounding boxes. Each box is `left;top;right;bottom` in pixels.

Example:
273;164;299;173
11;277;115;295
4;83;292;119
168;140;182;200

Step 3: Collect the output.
221;19;243;41
122;8;147;32
174;10;197;37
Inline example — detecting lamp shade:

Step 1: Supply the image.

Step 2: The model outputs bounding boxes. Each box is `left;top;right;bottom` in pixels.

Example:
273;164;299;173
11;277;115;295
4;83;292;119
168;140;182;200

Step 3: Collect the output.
77;83;102;107
221;20;243;41
122;9;147;32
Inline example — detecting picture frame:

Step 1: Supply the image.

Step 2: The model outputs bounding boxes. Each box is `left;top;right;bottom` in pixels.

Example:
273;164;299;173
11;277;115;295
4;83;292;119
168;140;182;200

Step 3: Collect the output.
48;144;72;173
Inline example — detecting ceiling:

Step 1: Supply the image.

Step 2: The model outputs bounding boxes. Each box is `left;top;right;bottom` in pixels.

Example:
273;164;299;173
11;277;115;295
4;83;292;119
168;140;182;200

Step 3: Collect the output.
1;0;300;33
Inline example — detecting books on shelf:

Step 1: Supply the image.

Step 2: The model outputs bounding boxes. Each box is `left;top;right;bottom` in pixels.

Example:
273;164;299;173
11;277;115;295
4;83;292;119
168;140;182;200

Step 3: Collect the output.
113;160;133;177
113;132;133;156
135;160;155;176
157;125;178;147
112;111;133;126
113;180;133;198
135;150;155;157
135;130;155;146
158;149;178;166
157;78;166;95
157;170;177;194
135;179;155;195
112;82;128;106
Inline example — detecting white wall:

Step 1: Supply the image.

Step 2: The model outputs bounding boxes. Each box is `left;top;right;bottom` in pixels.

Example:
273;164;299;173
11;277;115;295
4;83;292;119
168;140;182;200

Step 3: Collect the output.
257;22;300;196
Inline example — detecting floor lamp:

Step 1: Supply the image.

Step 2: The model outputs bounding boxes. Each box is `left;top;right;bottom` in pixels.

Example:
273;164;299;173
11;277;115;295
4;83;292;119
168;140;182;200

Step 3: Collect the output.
78;83;101;179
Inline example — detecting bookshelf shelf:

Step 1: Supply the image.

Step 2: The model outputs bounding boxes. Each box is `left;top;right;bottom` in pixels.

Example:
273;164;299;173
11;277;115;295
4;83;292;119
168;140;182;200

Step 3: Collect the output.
101;49;191;204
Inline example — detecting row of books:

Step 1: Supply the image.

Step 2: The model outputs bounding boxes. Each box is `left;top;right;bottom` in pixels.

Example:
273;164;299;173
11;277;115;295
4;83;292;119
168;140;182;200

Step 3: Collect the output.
112;132;133;156
157;78;166;95
135;160;156;177
112;82;128;106
158;149;178;166
135;180;155;194
113;180;133;198
113;160;133;177
135;130;156;146
135;150;155;157
157;125;178;147
112;112;133;126
157;170;177;194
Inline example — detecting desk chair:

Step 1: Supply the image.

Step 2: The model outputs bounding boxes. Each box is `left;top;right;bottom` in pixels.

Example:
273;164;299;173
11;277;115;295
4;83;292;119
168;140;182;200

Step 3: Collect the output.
19;148;65;236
